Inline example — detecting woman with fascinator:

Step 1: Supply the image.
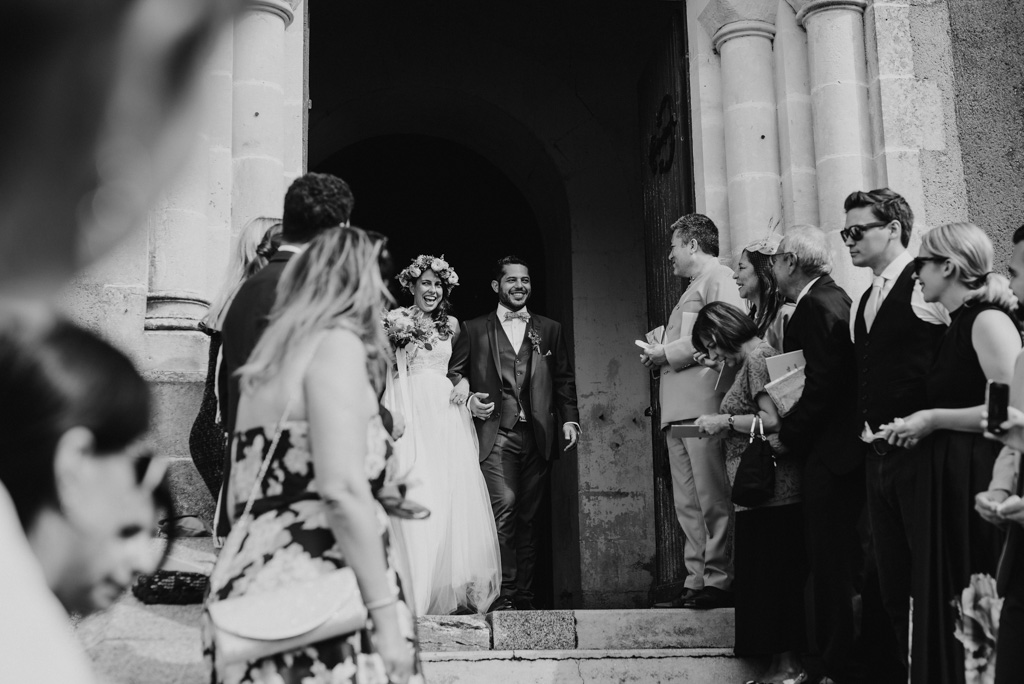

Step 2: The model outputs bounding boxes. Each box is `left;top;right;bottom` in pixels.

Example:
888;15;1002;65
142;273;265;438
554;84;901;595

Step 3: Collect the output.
734;234;795;351
383;255;500;615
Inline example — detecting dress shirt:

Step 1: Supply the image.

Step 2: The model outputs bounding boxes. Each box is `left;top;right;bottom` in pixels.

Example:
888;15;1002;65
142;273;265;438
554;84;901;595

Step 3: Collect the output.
796;277;822;304
848;250;950;341
497;303;529;352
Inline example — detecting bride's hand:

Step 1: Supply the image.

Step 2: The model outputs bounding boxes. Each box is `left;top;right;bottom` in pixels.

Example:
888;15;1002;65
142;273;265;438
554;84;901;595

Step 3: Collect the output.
450;379;469;405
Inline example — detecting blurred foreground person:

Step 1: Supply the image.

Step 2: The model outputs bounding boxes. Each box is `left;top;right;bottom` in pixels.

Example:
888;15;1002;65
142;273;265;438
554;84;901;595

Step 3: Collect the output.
0;309;170;683
203;227;420;684
0;0;241;295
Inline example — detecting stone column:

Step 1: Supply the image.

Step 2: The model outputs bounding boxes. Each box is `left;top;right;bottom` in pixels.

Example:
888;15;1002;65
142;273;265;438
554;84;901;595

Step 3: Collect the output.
701;1;784;253
793;0;873;289
232;0;297;232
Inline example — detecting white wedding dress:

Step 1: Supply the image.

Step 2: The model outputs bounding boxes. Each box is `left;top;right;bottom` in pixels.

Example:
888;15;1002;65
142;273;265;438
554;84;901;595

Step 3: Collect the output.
384;336;501;615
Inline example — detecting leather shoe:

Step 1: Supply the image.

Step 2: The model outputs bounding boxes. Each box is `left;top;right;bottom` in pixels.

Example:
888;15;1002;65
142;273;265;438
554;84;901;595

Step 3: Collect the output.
652;588;701;608
514;598;538;610
682;586;734;609
487;596;516;612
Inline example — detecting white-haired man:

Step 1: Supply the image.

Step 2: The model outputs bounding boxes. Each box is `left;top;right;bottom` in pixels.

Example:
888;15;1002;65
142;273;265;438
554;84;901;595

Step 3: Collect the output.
773;227;863;684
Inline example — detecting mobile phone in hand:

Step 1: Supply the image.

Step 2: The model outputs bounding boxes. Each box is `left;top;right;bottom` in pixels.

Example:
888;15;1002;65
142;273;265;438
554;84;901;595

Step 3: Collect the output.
987;380;1010;435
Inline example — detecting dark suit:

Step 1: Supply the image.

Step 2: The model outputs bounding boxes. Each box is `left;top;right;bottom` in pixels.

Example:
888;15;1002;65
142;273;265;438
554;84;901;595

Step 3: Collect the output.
448;310;579;601
215;250;294;535
780;274;865;682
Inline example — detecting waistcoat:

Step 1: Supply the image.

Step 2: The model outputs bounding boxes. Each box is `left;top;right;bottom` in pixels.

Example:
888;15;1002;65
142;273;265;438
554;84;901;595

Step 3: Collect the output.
496;327;533;429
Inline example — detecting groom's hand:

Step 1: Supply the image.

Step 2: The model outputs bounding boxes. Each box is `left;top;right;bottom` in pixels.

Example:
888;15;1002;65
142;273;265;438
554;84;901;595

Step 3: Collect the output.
468;393;494;420
563;423;580;450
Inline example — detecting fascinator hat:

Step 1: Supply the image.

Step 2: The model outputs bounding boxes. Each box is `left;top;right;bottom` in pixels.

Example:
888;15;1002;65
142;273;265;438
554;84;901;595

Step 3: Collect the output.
742;219;783;256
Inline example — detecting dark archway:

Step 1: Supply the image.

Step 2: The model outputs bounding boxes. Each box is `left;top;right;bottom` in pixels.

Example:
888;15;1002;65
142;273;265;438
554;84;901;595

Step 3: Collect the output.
314;134;548;320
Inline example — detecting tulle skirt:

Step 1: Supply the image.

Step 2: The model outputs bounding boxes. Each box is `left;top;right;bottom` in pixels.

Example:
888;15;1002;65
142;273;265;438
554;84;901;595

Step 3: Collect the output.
384;369;501;615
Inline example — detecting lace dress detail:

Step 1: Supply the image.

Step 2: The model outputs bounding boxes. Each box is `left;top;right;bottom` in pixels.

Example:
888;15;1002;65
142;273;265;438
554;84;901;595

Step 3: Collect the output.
201;417;423;684
384;337;501;615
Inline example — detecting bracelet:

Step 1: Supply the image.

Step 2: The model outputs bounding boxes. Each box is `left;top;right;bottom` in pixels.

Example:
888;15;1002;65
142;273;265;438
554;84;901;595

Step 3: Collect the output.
365;594;399;611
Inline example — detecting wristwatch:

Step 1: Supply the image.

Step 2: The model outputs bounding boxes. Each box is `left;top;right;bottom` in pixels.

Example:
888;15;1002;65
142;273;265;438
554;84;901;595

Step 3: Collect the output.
727;415;736;430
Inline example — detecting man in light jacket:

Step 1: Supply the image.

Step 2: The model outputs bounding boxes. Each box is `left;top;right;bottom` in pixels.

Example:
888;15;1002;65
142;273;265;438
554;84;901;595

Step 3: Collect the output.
643;214;744;609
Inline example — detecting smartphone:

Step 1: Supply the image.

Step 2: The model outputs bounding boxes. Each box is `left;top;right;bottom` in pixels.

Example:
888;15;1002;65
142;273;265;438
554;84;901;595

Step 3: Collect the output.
987;380;1010;435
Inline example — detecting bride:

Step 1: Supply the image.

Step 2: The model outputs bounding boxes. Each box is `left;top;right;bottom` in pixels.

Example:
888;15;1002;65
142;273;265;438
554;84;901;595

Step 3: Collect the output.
384;255;501;615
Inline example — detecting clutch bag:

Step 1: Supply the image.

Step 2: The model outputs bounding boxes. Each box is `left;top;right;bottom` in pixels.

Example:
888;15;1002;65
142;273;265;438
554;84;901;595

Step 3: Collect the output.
208;568;367;665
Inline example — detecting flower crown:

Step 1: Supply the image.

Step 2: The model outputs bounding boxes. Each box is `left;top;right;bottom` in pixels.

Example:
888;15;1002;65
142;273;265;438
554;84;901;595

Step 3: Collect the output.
397;255;460;292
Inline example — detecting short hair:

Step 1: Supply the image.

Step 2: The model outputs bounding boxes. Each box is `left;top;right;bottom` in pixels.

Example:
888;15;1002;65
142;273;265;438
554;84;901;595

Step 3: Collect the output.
1014;225;1024;245
781;226;833;277
671;214;720;257
0;313;151;529
843;188;914;247
692;302;760;356
281;173;355;243
493;255;530;282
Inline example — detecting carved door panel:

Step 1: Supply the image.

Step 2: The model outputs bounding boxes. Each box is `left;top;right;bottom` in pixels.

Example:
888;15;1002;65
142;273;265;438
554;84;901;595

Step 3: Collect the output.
638;9;694;602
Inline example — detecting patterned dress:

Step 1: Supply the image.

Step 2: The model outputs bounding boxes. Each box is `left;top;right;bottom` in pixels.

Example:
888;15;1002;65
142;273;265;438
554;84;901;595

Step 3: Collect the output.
202;414;422;684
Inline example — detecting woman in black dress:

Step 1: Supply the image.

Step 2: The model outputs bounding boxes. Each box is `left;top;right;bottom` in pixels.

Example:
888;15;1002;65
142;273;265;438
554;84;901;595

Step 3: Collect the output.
886;222;1021;684
189;217;281;500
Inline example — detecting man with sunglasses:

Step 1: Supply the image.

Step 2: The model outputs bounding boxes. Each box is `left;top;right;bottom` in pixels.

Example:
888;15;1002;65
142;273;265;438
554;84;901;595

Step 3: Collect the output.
842;188;948;679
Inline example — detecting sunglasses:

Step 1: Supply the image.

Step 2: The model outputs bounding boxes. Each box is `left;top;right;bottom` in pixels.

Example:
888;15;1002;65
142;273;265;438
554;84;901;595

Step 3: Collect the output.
912;256;946;274
840;221;890;243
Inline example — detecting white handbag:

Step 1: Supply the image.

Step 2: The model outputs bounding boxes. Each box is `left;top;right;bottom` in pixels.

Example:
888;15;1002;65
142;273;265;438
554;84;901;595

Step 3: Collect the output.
207;401;368;666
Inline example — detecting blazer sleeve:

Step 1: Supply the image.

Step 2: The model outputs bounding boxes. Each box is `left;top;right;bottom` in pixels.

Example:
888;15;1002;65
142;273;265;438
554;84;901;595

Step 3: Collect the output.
447;319;471;385
780;296;854;449
552;322;580;425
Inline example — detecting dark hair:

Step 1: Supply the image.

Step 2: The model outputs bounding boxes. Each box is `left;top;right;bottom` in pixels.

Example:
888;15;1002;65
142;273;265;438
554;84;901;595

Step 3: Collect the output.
493;255;530;282
281;173;355;244
1014;225;1024;245
843;188;914;247
743;250;785;338
0;315;151;529
692;302;760;356
671;214;720;257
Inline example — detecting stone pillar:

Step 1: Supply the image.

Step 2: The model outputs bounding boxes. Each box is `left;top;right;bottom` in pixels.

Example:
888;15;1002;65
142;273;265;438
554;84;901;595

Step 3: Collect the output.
232;0;297;232
774;0;819;230
701;1;784;253
206;26;234;298
794;0;873;289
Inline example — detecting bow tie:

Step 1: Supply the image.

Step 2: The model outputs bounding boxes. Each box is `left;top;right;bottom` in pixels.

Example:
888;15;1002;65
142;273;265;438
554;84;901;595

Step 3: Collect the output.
504;311;529;323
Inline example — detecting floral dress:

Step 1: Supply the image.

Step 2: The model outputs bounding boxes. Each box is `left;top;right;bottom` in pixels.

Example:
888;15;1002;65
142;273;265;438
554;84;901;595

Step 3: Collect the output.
201;414;422;684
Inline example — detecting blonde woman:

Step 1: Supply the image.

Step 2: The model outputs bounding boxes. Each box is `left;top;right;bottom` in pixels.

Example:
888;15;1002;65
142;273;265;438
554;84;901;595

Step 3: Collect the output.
885;223;1022;684
201;226;420;684
189;217;281;500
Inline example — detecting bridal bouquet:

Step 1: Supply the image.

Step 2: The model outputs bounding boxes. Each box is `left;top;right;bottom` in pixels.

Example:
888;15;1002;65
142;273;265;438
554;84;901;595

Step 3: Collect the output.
953;573;1003;683
383;306;437;351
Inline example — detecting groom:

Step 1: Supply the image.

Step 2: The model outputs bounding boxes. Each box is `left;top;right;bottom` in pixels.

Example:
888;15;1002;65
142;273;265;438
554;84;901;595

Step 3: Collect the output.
449;256;580;611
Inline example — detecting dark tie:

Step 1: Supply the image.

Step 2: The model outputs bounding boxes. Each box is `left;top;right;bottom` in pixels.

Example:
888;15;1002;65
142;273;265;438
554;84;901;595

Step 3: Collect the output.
504;311;529;323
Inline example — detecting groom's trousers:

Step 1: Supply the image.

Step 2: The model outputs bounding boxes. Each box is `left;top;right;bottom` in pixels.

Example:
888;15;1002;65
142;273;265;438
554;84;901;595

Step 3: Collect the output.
481;421;548;602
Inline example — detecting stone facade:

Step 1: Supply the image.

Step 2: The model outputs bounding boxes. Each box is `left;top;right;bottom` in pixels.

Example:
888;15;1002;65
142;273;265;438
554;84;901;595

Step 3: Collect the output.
61;0;1024;608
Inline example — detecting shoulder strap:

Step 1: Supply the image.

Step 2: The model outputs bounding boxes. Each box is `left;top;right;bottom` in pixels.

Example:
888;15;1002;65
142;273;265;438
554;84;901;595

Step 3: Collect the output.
237;391;299;524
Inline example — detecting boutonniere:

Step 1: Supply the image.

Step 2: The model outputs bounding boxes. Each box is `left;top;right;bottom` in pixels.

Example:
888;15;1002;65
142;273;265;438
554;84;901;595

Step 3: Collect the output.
527;329;551;356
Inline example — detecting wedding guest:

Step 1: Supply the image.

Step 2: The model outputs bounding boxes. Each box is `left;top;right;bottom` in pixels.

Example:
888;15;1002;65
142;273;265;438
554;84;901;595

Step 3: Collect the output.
734;235;795;350
976;224;1024;684
383;255;500;615
772;226;863;684
203;226;420;684
693;302;808;684
0;310;171;683
216;173;353;534
886;223;1021;684
448;256;580;611
842;188;948;677
190;217;281;500
0;0;240;295
643;214;743;610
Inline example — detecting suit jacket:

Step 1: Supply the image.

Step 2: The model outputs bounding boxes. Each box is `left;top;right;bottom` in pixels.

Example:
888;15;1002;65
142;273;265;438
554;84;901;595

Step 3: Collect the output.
449;311;580;461
780;274;861;475
659;262;744;426
218;251;294;438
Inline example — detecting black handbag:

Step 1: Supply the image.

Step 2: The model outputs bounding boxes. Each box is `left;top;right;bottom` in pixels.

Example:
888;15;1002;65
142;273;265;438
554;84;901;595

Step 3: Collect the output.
731;416;776;507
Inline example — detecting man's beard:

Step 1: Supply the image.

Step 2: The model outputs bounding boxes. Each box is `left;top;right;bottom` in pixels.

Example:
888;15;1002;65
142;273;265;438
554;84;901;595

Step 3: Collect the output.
499;288;529;311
